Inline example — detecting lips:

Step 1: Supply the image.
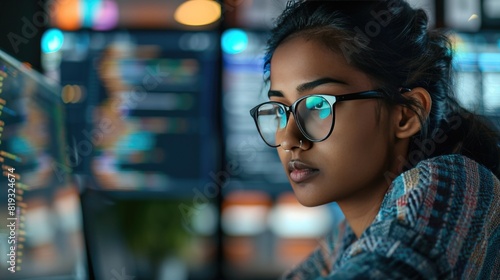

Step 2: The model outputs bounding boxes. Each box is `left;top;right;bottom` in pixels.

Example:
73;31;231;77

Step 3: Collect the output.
288;160;319;183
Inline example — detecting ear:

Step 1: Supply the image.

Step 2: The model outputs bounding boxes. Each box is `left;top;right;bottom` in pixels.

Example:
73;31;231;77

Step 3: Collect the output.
393;87;432;139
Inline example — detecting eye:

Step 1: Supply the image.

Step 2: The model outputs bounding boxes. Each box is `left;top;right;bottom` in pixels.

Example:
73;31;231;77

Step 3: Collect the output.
276;106;285;117
305;96;327;109
305;96;331;119
275;106;287;129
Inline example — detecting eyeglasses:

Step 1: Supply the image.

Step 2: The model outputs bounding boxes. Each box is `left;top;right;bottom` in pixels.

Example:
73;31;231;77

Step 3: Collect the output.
249;89;386;147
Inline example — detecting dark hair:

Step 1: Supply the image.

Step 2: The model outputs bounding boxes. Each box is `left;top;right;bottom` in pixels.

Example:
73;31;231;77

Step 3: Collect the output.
264;0;500;178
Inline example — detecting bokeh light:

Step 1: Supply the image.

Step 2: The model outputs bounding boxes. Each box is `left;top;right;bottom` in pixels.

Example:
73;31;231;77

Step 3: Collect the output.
222;29;248;54
93;0;119;30
174;0;221;26
51;0;81;30
41;29;64;53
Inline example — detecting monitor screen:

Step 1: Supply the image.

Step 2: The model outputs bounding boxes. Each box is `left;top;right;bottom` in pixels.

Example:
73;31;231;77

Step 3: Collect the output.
52;31;221;280
452;32;500;116
222;30;289;193
0;49;87;279
56;31;221;192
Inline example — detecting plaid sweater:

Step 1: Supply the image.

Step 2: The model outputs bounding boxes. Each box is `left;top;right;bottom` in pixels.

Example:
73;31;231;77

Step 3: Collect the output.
282;154;500;279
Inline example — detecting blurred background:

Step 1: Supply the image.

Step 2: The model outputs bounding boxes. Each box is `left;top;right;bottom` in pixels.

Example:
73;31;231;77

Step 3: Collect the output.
0;0;498;279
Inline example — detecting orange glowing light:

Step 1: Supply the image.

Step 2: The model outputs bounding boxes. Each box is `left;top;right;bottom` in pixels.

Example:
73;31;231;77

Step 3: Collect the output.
51;0;82;31
174;0;221;26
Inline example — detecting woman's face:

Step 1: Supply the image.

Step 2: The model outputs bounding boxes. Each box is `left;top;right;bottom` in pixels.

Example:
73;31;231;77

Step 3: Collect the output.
269;36;400;207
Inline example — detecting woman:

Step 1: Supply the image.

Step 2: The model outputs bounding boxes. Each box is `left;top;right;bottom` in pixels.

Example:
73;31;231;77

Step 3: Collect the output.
249;0;500;278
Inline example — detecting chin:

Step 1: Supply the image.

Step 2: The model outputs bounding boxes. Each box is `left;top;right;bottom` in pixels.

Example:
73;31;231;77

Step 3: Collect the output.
291;183;332;207
294;194;327;207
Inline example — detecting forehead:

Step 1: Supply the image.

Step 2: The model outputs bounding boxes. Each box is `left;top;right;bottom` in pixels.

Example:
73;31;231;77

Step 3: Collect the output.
271;37;340;73
269;36;374;89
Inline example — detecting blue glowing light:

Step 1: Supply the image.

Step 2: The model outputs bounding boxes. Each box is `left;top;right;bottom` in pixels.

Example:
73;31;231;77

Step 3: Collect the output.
41;29;64;53
222;29;248;54
82;0;102;28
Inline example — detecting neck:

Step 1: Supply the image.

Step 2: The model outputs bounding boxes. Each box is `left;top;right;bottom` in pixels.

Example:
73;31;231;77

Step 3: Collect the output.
338;141;410;238
337;179;389;238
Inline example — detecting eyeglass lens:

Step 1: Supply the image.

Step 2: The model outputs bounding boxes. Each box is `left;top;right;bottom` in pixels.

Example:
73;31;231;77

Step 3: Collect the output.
256;95;334;146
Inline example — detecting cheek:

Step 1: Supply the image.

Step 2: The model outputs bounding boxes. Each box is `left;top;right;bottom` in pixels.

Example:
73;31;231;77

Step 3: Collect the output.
332;106;378;144
322;106;390;175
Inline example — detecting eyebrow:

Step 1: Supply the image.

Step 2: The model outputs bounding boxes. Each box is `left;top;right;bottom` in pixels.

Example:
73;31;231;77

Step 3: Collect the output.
268;77;347;98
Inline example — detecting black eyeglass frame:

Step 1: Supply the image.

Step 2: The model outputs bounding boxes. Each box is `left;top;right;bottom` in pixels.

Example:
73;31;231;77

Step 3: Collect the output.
249;89;399;147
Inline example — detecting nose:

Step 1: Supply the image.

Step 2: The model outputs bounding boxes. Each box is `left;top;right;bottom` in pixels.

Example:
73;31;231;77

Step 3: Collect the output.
279;114;309;151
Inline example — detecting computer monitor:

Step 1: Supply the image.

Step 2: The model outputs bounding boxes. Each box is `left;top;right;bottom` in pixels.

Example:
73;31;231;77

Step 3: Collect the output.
0;49;87;279
57;30;221;192
56;30;221;280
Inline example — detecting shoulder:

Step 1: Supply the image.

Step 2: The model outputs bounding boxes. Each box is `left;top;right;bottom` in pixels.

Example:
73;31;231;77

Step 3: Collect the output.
378;154;499;225
376;154;500;239
399;153;496;191
358;154;500;278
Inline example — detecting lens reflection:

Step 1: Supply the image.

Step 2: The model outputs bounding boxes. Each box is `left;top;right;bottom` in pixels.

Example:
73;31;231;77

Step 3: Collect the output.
297;96;332;140
256;103;284;146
